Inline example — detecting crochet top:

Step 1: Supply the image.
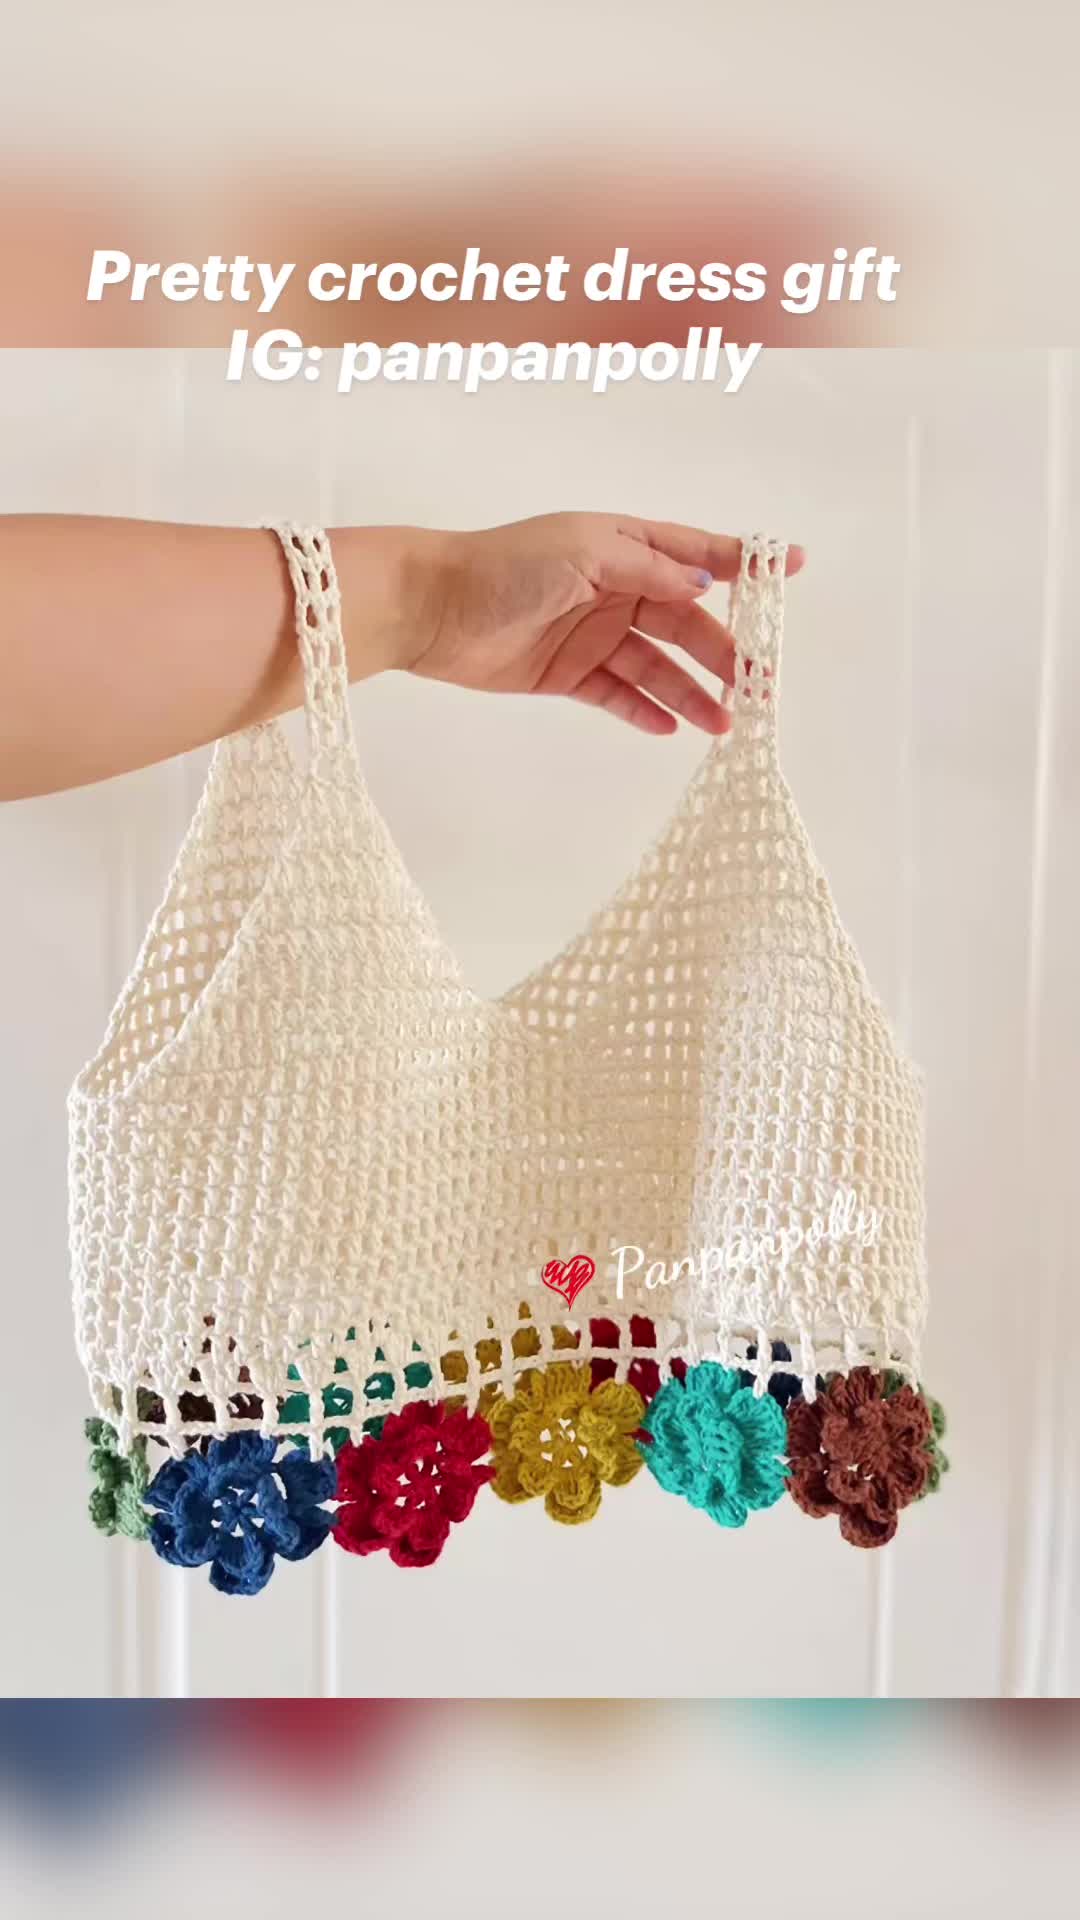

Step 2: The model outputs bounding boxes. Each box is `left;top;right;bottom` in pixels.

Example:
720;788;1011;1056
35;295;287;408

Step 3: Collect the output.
70;528;929;1487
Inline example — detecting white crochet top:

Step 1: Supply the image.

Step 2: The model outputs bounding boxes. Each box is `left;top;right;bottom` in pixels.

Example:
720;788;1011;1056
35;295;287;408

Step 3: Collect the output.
69;528;927;1458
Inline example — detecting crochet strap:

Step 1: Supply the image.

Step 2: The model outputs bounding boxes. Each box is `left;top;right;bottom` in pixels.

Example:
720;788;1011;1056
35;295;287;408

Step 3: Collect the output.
729;532;787;715
273;523;353;768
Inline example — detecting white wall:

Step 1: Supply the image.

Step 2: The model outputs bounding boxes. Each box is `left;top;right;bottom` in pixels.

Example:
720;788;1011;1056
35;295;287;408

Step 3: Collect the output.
0;348;1076;1697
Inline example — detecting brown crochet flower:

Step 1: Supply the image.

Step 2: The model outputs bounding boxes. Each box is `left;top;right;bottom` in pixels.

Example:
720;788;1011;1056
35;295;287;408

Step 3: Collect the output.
785;1367;932;1549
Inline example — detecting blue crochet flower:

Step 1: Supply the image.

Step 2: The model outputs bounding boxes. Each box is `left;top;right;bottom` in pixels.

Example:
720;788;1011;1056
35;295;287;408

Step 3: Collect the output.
639;1361;788;1528
145;1433;336;1596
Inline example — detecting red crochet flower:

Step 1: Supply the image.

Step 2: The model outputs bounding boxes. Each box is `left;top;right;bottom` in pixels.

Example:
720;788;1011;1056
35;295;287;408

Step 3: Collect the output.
332;1401;494;1568
589;1315;687;1403
785;1367;932;1549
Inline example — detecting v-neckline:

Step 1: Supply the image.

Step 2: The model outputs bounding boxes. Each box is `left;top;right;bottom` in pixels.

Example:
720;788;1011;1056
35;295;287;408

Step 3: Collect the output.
306;723;737;1023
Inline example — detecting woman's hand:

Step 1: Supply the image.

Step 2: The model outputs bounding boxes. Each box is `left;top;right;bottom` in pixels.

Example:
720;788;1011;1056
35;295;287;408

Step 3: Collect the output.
1;513;805;800
401;514;805;736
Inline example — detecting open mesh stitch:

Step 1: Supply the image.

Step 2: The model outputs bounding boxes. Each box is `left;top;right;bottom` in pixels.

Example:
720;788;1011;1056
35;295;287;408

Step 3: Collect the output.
69;527;927;1458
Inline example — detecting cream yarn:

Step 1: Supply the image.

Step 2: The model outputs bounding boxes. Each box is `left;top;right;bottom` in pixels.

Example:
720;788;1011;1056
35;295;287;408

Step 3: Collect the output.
69;527;928;1457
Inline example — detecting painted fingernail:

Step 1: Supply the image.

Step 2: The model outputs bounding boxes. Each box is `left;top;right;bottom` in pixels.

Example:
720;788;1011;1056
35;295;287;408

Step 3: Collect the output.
695;570;713;589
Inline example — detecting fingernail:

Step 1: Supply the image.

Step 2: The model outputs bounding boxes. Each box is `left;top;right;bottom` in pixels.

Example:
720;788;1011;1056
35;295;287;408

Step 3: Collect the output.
695;570;713;589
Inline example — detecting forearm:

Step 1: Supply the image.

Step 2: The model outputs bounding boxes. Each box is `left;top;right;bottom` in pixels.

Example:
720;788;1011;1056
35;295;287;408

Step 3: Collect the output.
0;515;444;800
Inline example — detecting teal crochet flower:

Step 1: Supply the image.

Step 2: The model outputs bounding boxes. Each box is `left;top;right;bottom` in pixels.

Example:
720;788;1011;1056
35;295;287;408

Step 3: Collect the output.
85;1418;151;1540
280;1334;434;1452
360;1348;434;1439
639;1362;788;1527
279;1358;356;1455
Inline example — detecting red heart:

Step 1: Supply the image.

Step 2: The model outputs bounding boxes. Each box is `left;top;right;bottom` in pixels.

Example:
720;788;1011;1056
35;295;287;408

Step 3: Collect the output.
541;1254;595;1311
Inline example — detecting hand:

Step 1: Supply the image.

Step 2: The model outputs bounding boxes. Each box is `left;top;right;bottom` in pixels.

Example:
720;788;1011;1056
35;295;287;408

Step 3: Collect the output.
0;514;805;801
404;513;805;736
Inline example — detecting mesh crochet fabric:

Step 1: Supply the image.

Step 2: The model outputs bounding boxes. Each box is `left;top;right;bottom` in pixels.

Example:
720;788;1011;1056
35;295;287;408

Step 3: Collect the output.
69;527;928;1460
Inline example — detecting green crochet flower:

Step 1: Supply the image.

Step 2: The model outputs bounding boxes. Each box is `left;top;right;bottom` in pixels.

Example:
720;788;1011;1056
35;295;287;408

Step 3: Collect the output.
639;1361;788;1527
884;1372;949;1497
923;1395;949;1495
85;1418;151;1540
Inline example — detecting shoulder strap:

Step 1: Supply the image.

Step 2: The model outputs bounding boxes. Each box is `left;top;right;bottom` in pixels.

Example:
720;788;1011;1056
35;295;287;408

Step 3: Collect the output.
273;523;354;770
728;533;787;719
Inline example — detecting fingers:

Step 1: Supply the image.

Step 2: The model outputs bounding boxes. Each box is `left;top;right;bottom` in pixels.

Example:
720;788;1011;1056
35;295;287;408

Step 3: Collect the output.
590;534;716;604
632;598;737;686
566;516;802;739
605;632;731;735
572;668;680;736
592;521;806;606
623;519;807;582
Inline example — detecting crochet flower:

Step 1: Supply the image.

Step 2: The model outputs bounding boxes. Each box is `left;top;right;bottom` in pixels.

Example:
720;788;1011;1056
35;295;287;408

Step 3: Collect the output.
440;1309;580;1415
589;1315;687;1403
884;1372;950;1497
922;1394;949;1495
279;1342;434;1451
489;1363;645;1525
85;1419;151;1540
360;1347;435;1435
785;1367;932;1548
736;1340;821;1412
135;1385;264;1430
279;1370;356;1453
145;1432;336;1595
638;1362;788;1527
333;1400;495;1568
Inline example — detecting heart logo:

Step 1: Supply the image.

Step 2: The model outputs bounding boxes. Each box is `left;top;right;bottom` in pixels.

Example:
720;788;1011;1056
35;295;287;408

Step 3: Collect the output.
541;1254;596;1311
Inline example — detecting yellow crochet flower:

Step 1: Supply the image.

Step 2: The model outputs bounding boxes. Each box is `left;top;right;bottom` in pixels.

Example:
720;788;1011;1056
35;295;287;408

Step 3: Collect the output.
440;1307;580;1416
489;1363;645;1525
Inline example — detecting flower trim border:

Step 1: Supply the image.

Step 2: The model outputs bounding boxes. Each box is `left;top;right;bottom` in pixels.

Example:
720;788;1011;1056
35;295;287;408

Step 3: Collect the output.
86;1344;950;1593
